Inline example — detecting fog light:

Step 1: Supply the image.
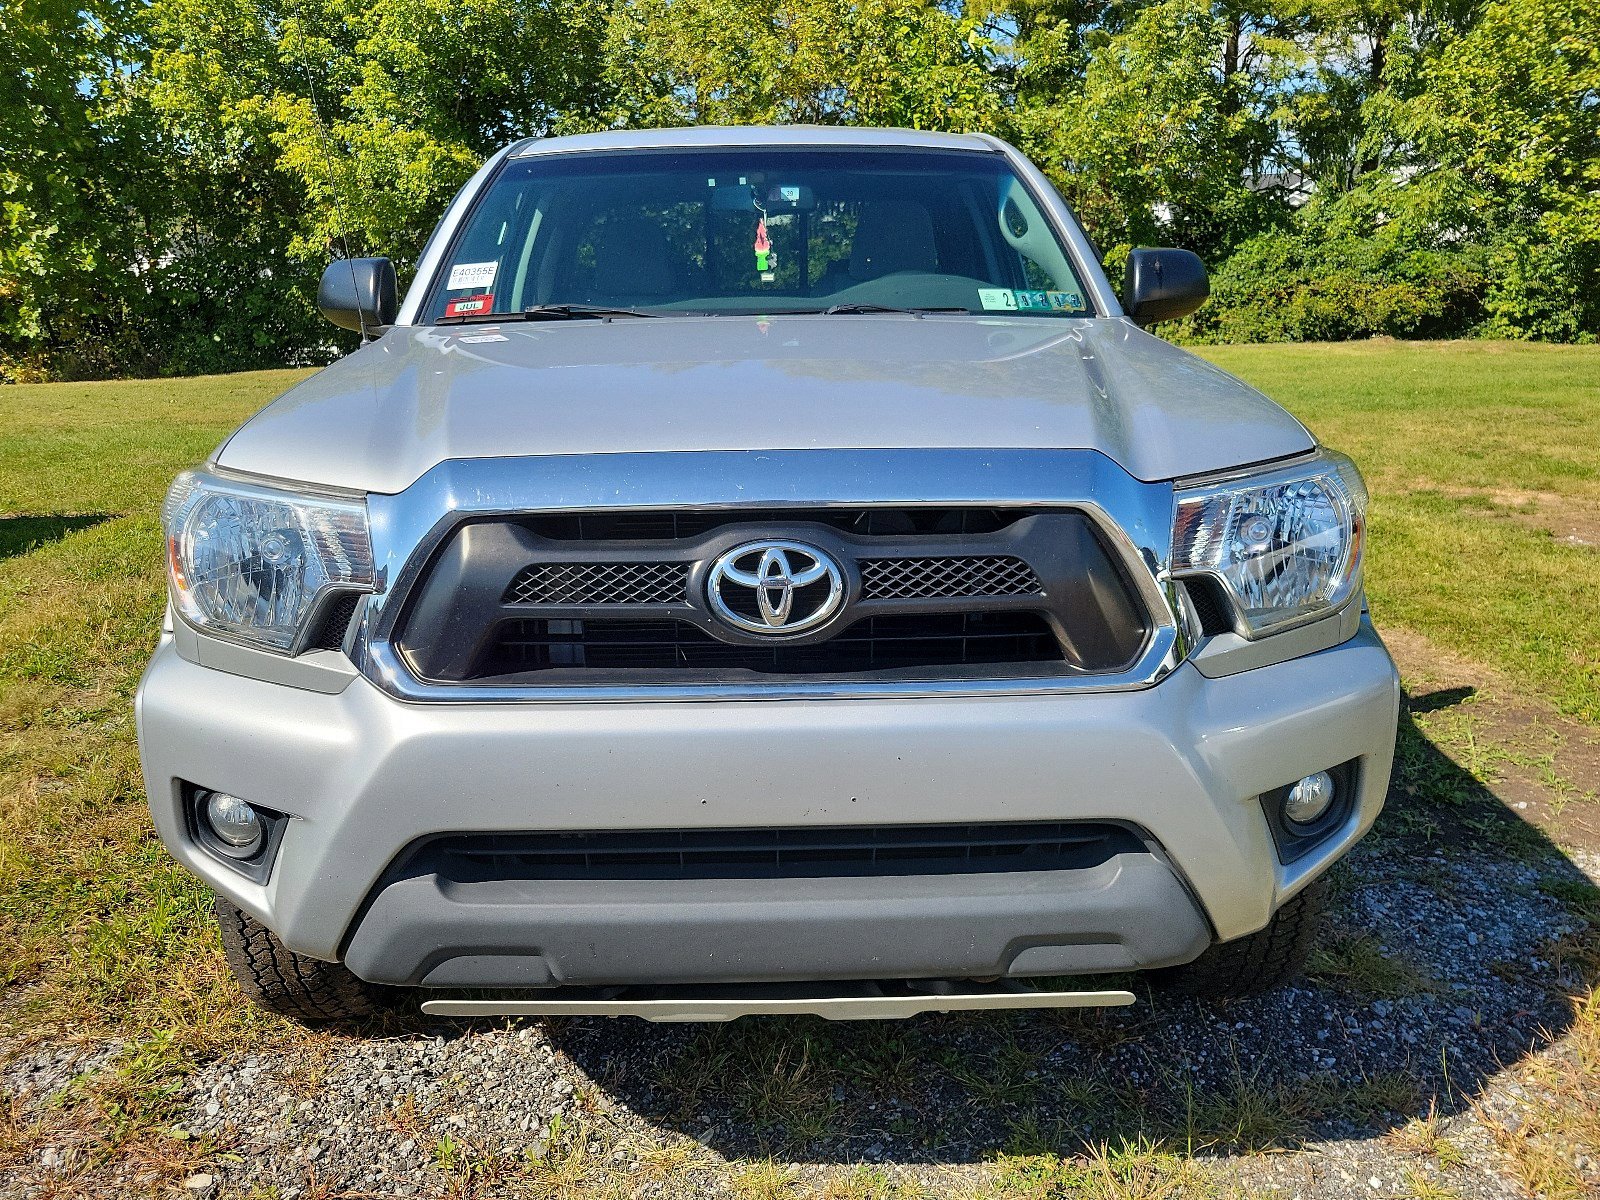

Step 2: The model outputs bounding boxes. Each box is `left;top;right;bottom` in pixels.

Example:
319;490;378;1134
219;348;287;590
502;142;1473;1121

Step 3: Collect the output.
1283;771;1335;827
204;791;263;852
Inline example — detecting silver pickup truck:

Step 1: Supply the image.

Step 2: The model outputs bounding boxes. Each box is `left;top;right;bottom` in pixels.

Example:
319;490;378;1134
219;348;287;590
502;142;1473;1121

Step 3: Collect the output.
137;126;1399;1024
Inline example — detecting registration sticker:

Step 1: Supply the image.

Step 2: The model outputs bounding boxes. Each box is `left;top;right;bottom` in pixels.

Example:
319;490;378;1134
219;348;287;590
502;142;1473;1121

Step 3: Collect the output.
978;288;1019;311
444;293;494;317
446;260;498;291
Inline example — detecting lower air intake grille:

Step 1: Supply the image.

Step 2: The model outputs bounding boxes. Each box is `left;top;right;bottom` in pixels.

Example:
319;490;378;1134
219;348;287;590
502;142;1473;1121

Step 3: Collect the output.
504;562;689;605
408;822;1144;883
861;555;1042;600
486;612;1062;676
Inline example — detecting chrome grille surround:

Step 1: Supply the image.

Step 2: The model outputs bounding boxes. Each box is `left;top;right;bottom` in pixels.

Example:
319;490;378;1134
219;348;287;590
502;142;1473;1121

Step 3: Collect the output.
353;448;1189;702
860;555;1041;600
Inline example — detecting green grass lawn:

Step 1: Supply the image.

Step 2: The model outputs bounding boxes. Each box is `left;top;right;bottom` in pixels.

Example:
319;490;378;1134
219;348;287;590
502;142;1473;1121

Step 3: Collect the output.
1205;341;1600;723
0;340;1597;1190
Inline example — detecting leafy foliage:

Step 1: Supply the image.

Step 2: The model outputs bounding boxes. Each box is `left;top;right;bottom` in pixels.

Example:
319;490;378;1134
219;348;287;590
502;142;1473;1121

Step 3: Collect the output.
589;0;1002;130
1177;231;1487;343
2;0;1596;379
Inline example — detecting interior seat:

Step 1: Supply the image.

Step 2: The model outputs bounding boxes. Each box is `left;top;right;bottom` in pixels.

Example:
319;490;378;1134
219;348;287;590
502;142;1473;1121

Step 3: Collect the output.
848;201;939;280
814;200;940;294
589;217;677;304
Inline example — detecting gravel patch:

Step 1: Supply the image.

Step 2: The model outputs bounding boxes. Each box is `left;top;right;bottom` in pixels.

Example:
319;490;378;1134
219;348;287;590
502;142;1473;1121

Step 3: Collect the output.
4;825;1596;1198
7;829;1587;1198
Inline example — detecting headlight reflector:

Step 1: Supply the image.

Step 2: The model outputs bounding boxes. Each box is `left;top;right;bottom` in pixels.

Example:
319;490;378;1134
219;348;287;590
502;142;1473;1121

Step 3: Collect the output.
162;470;373;652
1172;451;1366;637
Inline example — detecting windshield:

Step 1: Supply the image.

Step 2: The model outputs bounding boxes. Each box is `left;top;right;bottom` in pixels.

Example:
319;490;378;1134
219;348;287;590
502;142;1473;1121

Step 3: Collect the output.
420;147;1094;322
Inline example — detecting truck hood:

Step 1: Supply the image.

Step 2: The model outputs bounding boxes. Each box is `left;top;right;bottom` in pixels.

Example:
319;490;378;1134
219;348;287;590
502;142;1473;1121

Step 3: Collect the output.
217;316;1314;494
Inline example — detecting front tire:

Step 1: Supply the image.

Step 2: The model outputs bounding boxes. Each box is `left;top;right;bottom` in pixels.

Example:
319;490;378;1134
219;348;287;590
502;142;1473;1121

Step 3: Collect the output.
1153;878;1327;998
214;897;398;1024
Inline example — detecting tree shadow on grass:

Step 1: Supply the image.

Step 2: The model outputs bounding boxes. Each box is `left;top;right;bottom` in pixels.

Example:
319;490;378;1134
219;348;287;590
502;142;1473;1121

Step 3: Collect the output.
0;514;114;561
517;689;1599;1167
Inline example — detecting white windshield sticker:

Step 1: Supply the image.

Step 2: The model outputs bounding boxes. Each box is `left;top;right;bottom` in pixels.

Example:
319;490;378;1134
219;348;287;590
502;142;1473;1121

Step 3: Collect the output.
978;288;1019;310
447;260;498;291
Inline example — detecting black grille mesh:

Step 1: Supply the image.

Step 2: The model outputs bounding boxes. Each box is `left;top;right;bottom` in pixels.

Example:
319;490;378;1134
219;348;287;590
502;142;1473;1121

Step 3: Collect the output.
860;555;1042;600
505;562;689;605
489;612;1061;675
414;822;1143;882
309;592;361;651
1183;577;1235;637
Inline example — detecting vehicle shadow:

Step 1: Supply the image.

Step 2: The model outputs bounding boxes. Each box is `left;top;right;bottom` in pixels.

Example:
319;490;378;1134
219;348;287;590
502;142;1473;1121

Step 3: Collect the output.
0;513;114;562
524;688;1599;1164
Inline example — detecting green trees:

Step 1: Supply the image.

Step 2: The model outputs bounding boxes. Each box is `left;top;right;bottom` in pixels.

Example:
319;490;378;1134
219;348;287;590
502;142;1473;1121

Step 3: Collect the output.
1010;0;1284;263
1179;0;1600;345
2;0;1595;379
2;0;171;378
2;0;607;380
1403;0;1600;340
591;0;1001;129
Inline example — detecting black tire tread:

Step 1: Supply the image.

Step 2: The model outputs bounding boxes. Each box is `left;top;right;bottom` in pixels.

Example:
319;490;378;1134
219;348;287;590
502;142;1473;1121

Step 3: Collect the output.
214;896;396;1024
1155;878;1327;998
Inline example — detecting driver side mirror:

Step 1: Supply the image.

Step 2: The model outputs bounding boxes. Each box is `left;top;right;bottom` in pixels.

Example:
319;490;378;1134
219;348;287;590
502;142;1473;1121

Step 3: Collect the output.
318;257;398;334
1123;248;1208;326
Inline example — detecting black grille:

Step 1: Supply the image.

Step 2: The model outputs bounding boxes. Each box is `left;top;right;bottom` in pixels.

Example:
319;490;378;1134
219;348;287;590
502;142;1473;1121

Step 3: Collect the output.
394;509;1154;684
861;555;1041;600
487;612;1062;676
309;592;361;651
504;561;688;605
409;822;1144;883
517;507;1025;541
1183;577;1235;637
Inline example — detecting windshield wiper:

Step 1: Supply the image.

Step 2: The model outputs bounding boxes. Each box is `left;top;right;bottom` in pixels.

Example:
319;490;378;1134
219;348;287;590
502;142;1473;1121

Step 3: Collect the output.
521;304;662;320
438;304;661;325
820;303;970;316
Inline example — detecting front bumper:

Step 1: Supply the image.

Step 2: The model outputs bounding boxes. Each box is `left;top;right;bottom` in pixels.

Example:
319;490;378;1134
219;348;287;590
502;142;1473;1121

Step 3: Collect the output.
137;618;1398;986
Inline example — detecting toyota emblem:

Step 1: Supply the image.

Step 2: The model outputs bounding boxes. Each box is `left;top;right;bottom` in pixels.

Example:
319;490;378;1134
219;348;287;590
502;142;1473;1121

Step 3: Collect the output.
706;540;846;636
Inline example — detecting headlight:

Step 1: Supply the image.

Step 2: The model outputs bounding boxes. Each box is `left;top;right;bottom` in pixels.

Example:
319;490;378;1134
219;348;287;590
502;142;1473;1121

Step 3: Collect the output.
1171;450;1366;638
162;469;373;652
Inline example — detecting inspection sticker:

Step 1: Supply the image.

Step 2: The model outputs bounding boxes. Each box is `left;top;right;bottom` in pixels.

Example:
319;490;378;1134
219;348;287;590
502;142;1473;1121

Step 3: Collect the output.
446;260;498;291
979;288;1084;313
444;293;494;317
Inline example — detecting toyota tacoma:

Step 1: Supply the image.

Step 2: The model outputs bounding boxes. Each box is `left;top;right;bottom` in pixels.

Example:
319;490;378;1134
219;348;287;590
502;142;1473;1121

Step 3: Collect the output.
137;126;1399;1023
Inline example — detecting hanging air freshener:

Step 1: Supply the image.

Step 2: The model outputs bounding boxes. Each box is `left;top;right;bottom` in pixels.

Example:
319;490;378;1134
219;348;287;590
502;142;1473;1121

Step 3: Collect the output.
754;217;771;272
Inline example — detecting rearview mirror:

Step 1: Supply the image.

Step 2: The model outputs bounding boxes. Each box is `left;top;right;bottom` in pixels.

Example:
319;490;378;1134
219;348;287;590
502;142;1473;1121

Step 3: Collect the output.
711;185;758;212
318;257;398;334
1123;248;1208;326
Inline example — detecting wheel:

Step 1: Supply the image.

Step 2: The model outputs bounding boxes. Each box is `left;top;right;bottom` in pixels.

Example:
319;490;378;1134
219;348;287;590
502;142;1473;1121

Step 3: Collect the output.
213;896;399;1023
1153;878;1328;998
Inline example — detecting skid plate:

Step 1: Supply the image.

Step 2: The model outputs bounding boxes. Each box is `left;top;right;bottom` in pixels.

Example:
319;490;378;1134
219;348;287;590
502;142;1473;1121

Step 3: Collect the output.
420;987;1137;1022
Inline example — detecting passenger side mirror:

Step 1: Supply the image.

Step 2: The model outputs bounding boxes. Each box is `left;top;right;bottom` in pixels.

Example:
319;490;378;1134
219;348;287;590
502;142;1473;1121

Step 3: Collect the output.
1122;248;1208;326
318;257;398;334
